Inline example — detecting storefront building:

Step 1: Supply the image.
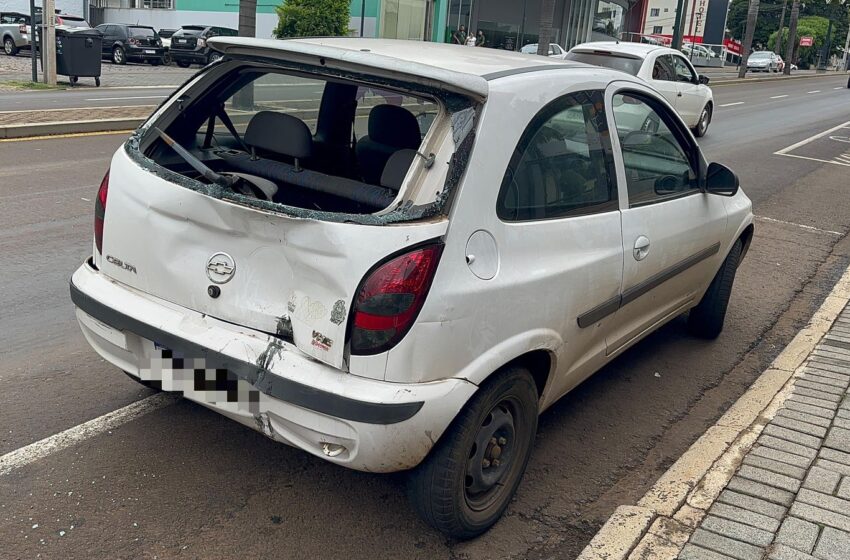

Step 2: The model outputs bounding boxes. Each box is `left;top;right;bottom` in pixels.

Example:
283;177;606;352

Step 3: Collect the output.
86;0;640;52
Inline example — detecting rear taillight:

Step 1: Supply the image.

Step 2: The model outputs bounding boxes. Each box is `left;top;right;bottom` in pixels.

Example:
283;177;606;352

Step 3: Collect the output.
19;23;26;34
350;244;443;355
128;37;138;46
197;37;206;47
94;171;109;254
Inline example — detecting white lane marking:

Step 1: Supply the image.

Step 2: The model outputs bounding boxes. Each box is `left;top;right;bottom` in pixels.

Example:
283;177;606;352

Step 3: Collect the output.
84;95;167;102
770;94;789;99
756;216;843;236
776;152;850;167
836;87;845;90
720;101;745;107
775;120;850;154
807;90;821;94
0;393;179;476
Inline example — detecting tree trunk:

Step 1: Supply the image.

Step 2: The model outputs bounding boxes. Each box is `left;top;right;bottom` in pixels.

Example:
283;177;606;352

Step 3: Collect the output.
235;0;257;109
783;0;799;75
537;0;556;57
738;0;760;79
775;0;787;55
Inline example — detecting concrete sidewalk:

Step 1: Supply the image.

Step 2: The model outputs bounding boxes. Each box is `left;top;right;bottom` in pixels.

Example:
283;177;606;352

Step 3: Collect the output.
0;106;150;139
579;267;850;560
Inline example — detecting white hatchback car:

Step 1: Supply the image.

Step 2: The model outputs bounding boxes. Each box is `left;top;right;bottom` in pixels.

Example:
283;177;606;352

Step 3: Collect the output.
566;41;715;137
71;38;753;538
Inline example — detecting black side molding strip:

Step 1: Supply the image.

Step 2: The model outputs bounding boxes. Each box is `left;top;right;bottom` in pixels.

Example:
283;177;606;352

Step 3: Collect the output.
482;64;581;81
577;242;722;328
70;282;424;425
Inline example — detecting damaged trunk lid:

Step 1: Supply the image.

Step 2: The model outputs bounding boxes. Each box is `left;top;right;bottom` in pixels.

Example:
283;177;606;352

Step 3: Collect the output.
100;148;448;369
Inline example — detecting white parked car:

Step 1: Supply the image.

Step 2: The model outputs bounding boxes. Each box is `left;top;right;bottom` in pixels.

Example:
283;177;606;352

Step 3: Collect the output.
521;42;568;58
747;50;782;73
566;41;715;137
71;37;753;538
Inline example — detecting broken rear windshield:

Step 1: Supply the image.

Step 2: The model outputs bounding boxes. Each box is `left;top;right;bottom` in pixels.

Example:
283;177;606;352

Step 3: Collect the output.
135;60;472;224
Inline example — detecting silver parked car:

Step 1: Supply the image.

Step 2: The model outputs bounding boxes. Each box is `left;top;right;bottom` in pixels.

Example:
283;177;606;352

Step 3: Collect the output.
747;51;782;73
0;12;30;56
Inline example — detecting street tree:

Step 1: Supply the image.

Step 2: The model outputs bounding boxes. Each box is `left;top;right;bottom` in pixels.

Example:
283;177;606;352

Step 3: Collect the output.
784;0;800;74
235;0;257;109
274;0;351;38
739;0;762;78
537;0;556;57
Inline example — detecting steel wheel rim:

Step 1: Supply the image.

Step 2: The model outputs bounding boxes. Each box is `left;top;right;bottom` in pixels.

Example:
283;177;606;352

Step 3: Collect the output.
464;398;520;512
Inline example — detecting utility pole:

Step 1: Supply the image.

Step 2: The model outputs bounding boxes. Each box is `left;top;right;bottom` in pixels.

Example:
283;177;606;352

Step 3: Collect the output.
784;0;800;75
43;0;56;86
843;13;850;71
360;0;366;37
775;0;788;55
738;0;760;78
235;0;257;109
29;0;37;82
671;0;689;49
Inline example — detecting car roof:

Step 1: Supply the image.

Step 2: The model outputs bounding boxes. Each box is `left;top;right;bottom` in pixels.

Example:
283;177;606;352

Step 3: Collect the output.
569;41;676;58
208;37;588;101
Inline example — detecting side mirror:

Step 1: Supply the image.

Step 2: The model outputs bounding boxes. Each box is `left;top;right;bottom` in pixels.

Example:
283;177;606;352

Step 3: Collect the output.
705;162;739;196
698;74;710;85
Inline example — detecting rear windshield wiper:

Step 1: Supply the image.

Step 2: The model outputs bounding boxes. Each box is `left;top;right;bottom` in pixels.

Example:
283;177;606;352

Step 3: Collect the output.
155;128;236;188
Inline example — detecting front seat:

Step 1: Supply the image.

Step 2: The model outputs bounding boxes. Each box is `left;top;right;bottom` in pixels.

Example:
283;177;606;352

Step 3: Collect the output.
355;104;421;185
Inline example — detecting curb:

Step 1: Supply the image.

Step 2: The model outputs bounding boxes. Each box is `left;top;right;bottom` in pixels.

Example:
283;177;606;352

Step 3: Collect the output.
711;72;847;86
0;118;143;139
577;263;850;560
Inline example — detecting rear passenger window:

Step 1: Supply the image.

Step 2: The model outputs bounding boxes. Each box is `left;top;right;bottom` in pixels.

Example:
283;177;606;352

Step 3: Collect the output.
353;87;438;140
497;90;617;221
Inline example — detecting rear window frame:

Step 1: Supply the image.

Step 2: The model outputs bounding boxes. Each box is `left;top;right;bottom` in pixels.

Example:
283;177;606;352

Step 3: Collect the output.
129;56;481;226
565;50;644;76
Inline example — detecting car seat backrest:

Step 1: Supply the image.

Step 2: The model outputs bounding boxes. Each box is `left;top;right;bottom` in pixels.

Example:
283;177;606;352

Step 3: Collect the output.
244;111;312;169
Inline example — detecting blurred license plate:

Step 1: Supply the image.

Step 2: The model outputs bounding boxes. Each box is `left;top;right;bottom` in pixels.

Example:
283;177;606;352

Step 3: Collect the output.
145;49;155;54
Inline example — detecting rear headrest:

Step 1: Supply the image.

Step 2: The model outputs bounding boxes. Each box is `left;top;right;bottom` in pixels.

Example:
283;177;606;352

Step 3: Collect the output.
380;149;416;191
367;105;421;149
244;111;312;159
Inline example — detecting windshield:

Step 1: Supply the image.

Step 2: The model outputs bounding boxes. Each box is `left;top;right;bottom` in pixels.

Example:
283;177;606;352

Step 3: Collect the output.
129;26;155;37
749;52;771;59
565;51;643;76
57;16;88;27
520;44;538;54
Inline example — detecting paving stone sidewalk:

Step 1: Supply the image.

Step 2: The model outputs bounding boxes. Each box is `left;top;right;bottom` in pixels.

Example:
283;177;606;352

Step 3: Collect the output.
680;306;850;560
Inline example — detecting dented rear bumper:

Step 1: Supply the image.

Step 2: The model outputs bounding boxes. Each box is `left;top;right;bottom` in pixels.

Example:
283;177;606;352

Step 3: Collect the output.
70;259;477;472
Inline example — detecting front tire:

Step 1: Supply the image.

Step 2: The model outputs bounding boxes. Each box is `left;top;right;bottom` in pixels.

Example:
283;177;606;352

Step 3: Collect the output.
112;46;126;65
688;240;742;339
693;103;712;137
407;366;538;539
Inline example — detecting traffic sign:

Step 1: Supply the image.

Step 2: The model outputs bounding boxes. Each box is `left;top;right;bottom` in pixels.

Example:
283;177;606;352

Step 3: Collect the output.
800;36;814;47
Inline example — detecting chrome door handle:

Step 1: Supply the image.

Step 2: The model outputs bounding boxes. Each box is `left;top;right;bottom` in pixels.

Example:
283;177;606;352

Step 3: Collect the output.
633;236;650;261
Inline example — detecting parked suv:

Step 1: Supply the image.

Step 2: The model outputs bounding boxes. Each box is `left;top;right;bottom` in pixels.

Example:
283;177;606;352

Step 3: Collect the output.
169;25;237;67
71;38;753;539
95;23;164;65
1;12;30;55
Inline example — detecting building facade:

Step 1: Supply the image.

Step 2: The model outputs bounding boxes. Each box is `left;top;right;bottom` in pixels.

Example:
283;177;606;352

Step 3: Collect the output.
7;0;644;52
639;0;727;45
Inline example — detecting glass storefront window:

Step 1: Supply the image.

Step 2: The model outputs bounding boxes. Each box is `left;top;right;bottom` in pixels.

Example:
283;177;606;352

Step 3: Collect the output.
591;1;624;41
382;0;427;40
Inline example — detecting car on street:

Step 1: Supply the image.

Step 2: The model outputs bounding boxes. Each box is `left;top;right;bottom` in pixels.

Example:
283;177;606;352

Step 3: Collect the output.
169;25;238;67
70;37;753;539
158;28;177;64
566;41;715;136
521;42;568;58
747;50;782;73
95;23;165;65
1;11;30;55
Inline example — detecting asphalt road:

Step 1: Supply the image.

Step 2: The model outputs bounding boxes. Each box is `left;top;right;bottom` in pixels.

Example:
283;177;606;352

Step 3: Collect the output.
1;75;850;560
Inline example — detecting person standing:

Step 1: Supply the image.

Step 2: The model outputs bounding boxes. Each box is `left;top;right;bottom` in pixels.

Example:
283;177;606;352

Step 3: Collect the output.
451;25;467;45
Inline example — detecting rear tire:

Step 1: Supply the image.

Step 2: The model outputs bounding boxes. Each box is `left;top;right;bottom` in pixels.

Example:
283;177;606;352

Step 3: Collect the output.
207;52;222;64
176;60;190;68
3;37;18;56
688;240;742;339
407;366;538;539
112;46;126;65
693;103;712;138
